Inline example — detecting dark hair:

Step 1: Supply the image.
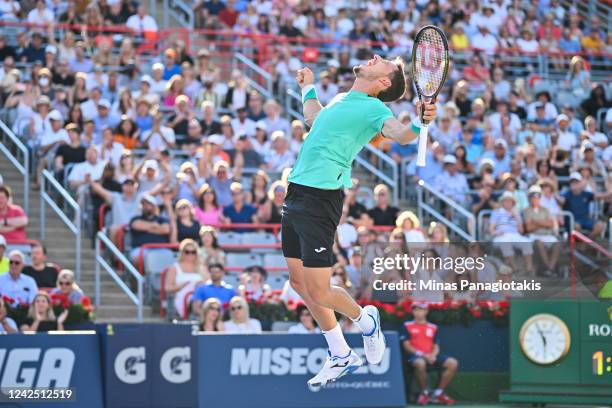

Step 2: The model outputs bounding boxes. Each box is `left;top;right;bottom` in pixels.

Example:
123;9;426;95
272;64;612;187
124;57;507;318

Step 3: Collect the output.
376;58;407;103
295;304;309;318
198;184;219;210
246;265;267;279
208;262;224;271
33;244;47;255
0;185;11;198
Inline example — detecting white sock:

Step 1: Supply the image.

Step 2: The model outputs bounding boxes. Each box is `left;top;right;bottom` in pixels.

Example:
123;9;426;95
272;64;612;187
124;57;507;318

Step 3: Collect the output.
352;307;376;336
322;324;351;358
433;389;443;397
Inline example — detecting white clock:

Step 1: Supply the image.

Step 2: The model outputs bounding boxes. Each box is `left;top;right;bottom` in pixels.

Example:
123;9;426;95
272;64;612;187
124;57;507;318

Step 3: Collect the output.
519;313;571;365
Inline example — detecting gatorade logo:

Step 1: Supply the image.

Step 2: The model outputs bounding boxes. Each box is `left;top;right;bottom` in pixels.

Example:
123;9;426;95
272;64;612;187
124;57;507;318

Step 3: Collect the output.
160;347;191;384
114;347;146;384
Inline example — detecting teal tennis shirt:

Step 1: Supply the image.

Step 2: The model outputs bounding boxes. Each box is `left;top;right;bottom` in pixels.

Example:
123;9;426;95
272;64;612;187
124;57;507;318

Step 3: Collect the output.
288;90;394;190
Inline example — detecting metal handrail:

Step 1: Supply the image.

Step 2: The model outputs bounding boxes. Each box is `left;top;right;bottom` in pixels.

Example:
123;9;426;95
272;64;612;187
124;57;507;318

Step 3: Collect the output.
285;88;304;122
417;180;476;241
162;0;194;29
354;144;399;206
233;52;273;99
95;231;144;322
40;170;81;281
0;119;29;209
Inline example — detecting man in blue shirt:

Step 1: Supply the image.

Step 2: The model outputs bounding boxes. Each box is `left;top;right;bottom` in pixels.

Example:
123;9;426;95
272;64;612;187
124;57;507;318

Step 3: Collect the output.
191;263;235;314
222;182;258;232
558;172;610;239
0;250;38;305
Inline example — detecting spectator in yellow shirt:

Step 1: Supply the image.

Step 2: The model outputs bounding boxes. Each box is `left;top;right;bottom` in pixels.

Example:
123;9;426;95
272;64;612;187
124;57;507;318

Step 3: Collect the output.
0;235;8;275
450;24;469;50
581;31;605;53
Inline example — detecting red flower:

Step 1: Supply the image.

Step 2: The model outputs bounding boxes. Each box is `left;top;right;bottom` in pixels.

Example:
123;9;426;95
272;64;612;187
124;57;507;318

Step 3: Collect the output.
81;296;91;307
395;310;405;318
381;304;395;314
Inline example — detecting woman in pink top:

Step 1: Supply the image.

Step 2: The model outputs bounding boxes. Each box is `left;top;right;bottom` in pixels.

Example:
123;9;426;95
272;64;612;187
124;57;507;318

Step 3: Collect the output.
194;184;224;227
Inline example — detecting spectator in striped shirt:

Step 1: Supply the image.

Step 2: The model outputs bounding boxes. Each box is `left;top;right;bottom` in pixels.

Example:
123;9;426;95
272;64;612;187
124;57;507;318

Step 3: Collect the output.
489;191;534;275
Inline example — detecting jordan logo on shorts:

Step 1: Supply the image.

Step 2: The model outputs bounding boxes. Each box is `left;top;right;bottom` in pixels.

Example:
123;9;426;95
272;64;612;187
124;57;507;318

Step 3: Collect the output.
314;247;327;253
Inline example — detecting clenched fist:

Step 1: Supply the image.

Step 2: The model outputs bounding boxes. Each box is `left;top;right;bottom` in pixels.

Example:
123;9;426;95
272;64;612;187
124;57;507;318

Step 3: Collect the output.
296;67;314;89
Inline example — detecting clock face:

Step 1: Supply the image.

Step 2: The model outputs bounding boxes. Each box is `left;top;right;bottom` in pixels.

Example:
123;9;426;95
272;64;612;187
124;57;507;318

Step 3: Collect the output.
519;313;571;365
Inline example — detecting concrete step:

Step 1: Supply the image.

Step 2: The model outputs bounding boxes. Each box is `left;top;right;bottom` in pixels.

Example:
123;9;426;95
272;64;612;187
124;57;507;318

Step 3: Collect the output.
94;304;155;320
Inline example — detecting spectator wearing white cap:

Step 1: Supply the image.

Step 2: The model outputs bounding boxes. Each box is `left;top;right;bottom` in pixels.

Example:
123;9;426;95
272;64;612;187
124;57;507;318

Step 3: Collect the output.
200;101;221;137
489;191;534;275
555;114;578;152
133;158;167;197
141;110;176;151
572;142;607;179
523;185;560;276
0;1;21;21
251;120;269;156
132;75;158;105
36;109;69;185
265;131;295;172
93;98;120;138
150;63;167;97
583;116;608;151
482;139;512;178
558;172;611;239
433;155;469;205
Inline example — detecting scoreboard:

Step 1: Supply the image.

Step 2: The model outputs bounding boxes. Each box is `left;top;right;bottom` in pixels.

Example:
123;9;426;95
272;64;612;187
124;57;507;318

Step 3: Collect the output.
500;299;612;406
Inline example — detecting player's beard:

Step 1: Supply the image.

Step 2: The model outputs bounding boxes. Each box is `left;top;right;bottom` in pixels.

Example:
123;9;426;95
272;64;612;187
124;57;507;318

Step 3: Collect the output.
353;65;362;77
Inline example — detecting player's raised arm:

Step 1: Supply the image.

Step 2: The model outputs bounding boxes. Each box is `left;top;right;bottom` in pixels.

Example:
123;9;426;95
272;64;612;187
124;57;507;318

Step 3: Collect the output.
381;102;437;145
296;67;323;127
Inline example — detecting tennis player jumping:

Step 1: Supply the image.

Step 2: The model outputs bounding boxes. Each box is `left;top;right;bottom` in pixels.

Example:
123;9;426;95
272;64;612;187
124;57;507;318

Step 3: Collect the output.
282;55;437;388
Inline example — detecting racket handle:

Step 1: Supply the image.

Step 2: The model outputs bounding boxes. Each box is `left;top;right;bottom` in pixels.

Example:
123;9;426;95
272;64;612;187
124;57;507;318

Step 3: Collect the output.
416;125;428;167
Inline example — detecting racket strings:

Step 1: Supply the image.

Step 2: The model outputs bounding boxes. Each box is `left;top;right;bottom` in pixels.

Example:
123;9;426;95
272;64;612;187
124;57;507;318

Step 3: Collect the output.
414;29;447;97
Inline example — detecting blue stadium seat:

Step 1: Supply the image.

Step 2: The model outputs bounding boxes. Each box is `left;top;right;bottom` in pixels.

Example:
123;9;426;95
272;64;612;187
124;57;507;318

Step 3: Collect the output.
144;250;178;304
267;273;288;291
241;232;277;253
263;253;287;269
217;231;242;246
226;253;263;269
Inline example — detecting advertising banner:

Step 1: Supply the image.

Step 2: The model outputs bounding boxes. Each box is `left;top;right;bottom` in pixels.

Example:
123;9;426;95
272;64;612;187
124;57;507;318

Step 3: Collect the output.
0;332;103;408
197;332;406;408
102;323;198;408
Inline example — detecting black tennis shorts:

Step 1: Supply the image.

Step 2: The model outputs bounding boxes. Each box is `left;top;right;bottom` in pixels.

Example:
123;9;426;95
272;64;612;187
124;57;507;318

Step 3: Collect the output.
281;183;344;268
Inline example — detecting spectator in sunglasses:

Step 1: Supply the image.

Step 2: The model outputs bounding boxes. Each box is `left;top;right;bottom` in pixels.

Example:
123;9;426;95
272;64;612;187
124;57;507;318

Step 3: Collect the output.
0;250;38;304
0;296;17;334
224;296;262;334
165;239;207;318
199;298;224;332
50;269;84;305
288;304;320;334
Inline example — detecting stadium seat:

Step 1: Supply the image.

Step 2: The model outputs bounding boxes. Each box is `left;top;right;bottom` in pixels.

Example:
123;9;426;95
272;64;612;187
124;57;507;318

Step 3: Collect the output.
271;321;294;332
267;274;287;291
223;272;240;289
263;253;287;269
144;250;177;304
217;231;242;247
241;232;277;252
6;244;34;264
226;253;263;269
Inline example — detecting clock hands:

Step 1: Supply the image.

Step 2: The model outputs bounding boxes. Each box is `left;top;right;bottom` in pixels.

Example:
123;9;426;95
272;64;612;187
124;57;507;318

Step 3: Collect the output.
536;323;547;348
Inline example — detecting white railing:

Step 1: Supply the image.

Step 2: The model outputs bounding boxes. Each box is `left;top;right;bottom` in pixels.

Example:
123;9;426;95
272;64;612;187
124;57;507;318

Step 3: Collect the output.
232;52;273;100
0;119;29;209
95;231;144;322
40;170;81;280
162;0;194;29
354;144;399;206
417;180;476;241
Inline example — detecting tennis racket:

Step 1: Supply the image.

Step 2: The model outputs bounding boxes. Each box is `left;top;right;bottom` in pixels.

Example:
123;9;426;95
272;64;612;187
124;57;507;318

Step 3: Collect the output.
411;25;449;167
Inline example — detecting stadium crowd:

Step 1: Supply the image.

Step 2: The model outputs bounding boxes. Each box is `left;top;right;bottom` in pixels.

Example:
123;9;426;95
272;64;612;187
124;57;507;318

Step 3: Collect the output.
0;0;610;338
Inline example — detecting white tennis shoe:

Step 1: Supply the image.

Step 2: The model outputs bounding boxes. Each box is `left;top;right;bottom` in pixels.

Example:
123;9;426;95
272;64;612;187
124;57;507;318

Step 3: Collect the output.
362;305;386;365
307;350;362;391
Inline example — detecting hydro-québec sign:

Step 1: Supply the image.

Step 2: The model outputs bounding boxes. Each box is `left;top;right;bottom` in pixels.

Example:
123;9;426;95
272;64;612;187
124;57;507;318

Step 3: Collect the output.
0;348;75;388
230;347;390;376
